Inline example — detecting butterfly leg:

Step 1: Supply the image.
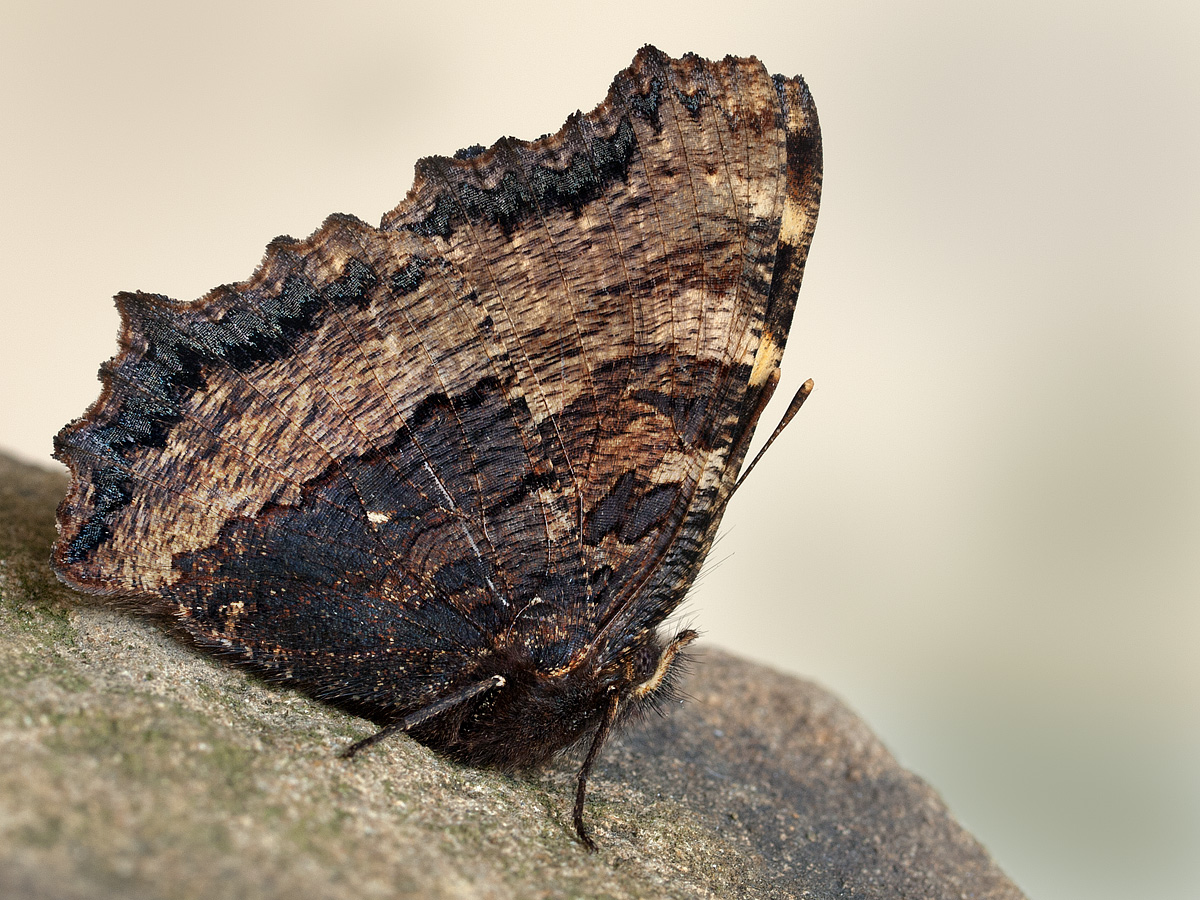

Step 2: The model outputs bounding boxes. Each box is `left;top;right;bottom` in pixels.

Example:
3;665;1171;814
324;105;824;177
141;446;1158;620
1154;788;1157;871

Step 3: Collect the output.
340;674;506;758
572;691;623;851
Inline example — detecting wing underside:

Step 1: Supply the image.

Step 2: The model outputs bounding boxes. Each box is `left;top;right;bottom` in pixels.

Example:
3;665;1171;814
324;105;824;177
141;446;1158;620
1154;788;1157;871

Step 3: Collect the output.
52;46;822;720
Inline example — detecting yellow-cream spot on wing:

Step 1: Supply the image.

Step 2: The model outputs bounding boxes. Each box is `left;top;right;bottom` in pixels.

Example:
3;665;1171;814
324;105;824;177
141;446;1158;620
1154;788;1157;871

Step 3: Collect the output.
749;331;781;387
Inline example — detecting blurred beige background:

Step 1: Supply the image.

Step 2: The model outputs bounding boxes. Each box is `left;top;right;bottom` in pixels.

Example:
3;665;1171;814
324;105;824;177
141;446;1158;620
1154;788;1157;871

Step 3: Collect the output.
2;1;1196;897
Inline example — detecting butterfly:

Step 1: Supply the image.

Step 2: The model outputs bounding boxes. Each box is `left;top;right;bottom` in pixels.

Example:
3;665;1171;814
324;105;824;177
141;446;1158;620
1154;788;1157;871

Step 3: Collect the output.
51;45;822;848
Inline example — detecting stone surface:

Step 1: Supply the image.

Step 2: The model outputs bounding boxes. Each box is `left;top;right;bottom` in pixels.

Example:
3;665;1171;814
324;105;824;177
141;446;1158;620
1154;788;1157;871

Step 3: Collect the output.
0;451;1026;899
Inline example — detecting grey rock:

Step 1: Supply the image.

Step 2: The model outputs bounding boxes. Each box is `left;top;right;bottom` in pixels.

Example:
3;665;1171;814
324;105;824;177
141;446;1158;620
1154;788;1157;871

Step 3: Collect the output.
0;451;1025;899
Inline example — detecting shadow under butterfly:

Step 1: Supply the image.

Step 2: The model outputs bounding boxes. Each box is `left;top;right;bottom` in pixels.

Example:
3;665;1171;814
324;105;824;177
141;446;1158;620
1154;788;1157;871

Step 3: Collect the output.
51;45;822;849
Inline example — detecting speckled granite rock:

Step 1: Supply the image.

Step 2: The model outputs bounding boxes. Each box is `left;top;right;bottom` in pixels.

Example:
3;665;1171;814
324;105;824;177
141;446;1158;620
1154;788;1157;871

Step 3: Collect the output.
0;452;1025;899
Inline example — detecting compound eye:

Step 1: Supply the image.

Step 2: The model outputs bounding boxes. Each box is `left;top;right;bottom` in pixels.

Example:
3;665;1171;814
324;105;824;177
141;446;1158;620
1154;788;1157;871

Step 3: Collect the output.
631;644;659;683
631;629;698;699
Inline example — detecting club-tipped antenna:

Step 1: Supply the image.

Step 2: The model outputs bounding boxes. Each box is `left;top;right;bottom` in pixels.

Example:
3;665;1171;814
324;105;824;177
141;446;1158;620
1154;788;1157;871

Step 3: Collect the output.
733;378;813;494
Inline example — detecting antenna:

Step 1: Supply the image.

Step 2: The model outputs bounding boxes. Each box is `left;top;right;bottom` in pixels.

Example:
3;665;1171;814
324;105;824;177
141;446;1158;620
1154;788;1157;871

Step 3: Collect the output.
733;378;814;493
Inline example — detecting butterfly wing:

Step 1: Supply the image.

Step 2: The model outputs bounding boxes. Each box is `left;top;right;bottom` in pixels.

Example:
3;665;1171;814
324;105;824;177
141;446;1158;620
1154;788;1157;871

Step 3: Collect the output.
52;47;821;725
379;48;821;667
